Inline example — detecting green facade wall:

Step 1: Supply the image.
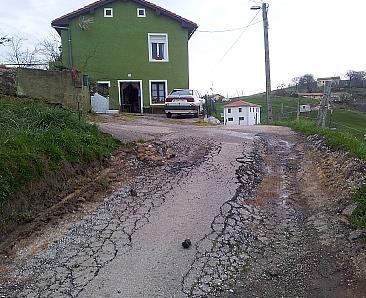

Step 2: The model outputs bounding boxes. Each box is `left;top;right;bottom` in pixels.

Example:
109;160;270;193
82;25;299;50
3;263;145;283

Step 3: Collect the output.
59;1;190;111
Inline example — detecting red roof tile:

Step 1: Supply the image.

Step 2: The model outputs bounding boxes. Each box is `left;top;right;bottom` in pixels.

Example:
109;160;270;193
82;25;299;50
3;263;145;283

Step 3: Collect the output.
51;0;198;38
224;100;261;108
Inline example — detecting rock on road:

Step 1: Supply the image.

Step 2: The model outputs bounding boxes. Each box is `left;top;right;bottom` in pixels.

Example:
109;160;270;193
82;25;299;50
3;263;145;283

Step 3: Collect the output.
0;115;365;298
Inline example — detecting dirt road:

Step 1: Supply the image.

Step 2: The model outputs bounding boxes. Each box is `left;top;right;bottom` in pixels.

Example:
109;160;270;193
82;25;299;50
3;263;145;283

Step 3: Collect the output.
0;115;365;297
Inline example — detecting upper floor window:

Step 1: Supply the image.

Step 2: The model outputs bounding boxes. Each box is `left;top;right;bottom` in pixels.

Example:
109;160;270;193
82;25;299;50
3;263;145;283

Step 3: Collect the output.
228;108;232;113
239;108;242;112
137;8;146;17
148;33;169;62
104;8;113;18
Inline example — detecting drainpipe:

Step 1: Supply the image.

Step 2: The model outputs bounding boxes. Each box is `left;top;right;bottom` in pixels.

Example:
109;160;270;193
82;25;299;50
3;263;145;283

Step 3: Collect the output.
52;25;73;69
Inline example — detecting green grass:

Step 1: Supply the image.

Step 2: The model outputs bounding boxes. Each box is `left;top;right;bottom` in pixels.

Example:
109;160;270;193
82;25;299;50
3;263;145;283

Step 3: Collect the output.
192;121;218;127
0;96;120;203
219;95;365;141
350;185;366;230
279;119;366;160
280;118;366;231
214;95;318;123
330;108;366;140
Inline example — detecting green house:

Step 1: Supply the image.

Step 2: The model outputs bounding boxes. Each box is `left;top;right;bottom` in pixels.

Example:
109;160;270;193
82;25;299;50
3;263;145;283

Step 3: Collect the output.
51;0;197;113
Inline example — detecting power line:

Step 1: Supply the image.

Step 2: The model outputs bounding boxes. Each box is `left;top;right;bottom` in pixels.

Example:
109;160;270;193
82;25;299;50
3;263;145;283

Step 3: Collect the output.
197;20;262;33
215;11;261;66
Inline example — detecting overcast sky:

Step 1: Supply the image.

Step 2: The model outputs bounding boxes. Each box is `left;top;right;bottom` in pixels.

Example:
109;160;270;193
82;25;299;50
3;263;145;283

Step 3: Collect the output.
0;0;365;97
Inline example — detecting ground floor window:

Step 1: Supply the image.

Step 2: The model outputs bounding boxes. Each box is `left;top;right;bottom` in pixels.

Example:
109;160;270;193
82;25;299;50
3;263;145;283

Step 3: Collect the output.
239;117;245;121
97;81;110;97
150;81;167;105
228;118;233;122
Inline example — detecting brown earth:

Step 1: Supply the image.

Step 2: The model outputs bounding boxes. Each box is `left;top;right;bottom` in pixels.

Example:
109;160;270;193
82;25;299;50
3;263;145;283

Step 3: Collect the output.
0;115;365;298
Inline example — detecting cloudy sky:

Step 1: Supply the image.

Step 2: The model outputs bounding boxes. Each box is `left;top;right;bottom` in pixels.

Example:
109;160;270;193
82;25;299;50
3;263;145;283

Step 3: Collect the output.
0;0;365;97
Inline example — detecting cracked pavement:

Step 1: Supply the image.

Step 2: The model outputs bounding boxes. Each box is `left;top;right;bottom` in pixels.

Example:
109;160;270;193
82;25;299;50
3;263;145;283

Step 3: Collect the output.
0;116;365;297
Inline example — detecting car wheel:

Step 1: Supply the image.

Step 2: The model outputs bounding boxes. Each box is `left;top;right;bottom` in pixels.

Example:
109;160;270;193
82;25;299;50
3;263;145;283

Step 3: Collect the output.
166;112;172;118
194;107;200;118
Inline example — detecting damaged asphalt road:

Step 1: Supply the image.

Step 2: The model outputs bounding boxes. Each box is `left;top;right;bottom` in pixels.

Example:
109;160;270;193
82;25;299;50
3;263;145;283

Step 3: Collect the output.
0;117;366;297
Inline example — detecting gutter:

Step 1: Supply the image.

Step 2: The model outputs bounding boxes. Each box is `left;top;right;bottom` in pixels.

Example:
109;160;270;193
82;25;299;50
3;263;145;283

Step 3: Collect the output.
52;25;73;69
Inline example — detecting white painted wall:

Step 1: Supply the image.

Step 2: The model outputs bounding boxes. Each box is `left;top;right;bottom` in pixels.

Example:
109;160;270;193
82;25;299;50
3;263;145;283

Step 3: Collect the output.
224;106;261;125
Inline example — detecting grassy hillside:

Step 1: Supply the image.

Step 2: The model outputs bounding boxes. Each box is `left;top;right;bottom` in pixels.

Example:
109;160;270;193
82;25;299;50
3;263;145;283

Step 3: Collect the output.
219;95;365;140
330;108;366;140
214;96;318;123
0;96;120;203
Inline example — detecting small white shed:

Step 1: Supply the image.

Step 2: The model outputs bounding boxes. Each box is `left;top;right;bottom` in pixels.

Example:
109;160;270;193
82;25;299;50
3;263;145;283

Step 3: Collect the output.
224;100;261;125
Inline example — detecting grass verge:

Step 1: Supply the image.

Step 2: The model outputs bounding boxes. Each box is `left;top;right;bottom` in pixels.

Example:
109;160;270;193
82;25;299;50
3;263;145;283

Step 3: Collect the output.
280;119;366;230
278;119;366;161
192;121;218;127
0;96;120;204
350;186;366;230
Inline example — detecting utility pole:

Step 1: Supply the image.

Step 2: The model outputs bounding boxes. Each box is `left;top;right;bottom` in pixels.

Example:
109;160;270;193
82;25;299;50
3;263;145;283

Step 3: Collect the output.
317;80;332;127
251;3;273;124
262;3;273;124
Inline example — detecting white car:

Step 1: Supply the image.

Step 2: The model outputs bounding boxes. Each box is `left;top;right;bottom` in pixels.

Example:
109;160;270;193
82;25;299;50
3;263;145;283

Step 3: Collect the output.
165;89;204;118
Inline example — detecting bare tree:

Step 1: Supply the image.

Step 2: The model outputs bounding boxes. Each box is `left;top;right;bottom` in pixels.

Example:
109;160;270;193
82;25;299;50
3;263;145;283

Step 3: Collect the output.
0;36;10;46
38;33;61;68
2;36;41;67
277;82;286;90
345;70;366;88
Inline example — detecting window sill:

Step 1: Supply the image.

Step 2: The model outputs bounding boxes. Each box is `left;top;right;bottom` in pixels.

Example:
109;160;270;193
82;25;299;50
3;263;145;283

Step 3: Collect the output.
149;59;169;63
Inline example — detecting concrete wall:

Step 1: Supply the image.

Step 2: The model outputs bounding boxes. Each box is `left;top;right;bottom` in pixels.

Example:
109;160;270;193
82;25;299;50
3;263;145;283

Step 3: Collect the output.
0;68;90;112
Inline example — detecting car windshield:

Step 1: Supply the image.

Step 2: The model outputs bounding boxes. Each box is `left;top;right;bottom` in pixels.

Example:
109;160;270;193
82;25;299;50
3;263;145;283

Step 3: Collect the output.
170;89;193;96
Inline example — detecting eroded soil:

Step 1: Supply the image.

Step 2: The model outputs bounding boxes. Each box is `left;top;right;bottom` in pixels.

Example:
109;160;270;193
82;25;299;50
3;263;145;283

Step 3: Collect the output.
0;116;365;298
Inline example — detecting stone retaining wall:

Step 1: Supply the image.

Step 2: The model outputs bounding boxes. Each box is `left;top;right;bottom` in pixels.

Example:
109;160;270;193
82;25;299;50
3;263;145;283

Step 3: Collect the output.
0;67;90;112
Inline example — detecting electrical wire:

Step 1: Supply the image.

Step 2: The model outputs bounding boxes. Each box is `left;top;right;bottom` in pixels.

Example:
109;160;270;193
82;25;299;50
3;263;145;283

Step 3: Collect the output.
214;11;261;66
197;20;262;33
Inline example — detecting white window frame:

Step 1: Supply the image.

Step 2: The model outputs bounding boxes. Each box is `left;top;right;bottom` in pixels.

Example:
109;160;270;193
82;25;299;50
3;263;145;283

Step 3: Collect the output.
104;8;113;18
149;80;168;106
228;108;232;113
96;81;111;97
97;81;111;87
148;33;169;62
117;80;143;114
228;118;234;122
137;8;146;17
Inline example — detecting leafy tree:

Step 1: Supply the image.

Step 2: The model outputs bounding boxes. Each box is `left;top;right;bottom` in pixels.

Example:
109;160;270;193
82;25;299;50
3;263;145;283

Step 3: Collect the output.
298;74;316;92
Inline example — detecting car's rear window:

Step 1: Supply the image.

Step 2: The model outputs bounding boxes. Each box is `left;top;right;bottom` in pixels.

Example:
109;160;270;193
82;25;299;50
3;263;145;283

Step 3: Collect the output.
170;90;193;96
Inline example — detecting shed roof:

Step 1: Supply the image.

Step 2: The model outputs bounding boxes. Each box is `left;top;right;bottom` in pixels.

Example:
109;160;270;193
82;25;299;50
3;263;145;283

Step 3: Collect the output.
224;100;261;108
51;0;198;38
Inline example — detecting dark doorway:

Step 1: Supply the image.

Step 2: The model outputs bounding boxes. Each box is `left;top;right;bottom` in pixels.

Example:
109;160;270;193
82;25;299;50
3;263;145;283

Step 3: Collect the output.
119;82;141;113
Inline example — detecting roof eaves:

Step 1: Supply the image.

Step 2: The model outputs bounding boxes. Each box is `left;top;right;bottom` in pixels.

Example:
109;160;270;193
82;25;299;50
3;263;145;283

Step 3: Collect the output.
51;0;198;37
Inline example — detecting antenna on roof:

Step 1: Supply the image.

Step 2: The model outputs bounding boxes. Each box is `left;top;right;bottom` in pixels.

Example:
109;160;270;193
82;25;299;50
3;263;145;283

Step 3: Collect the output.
79;16;94;30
